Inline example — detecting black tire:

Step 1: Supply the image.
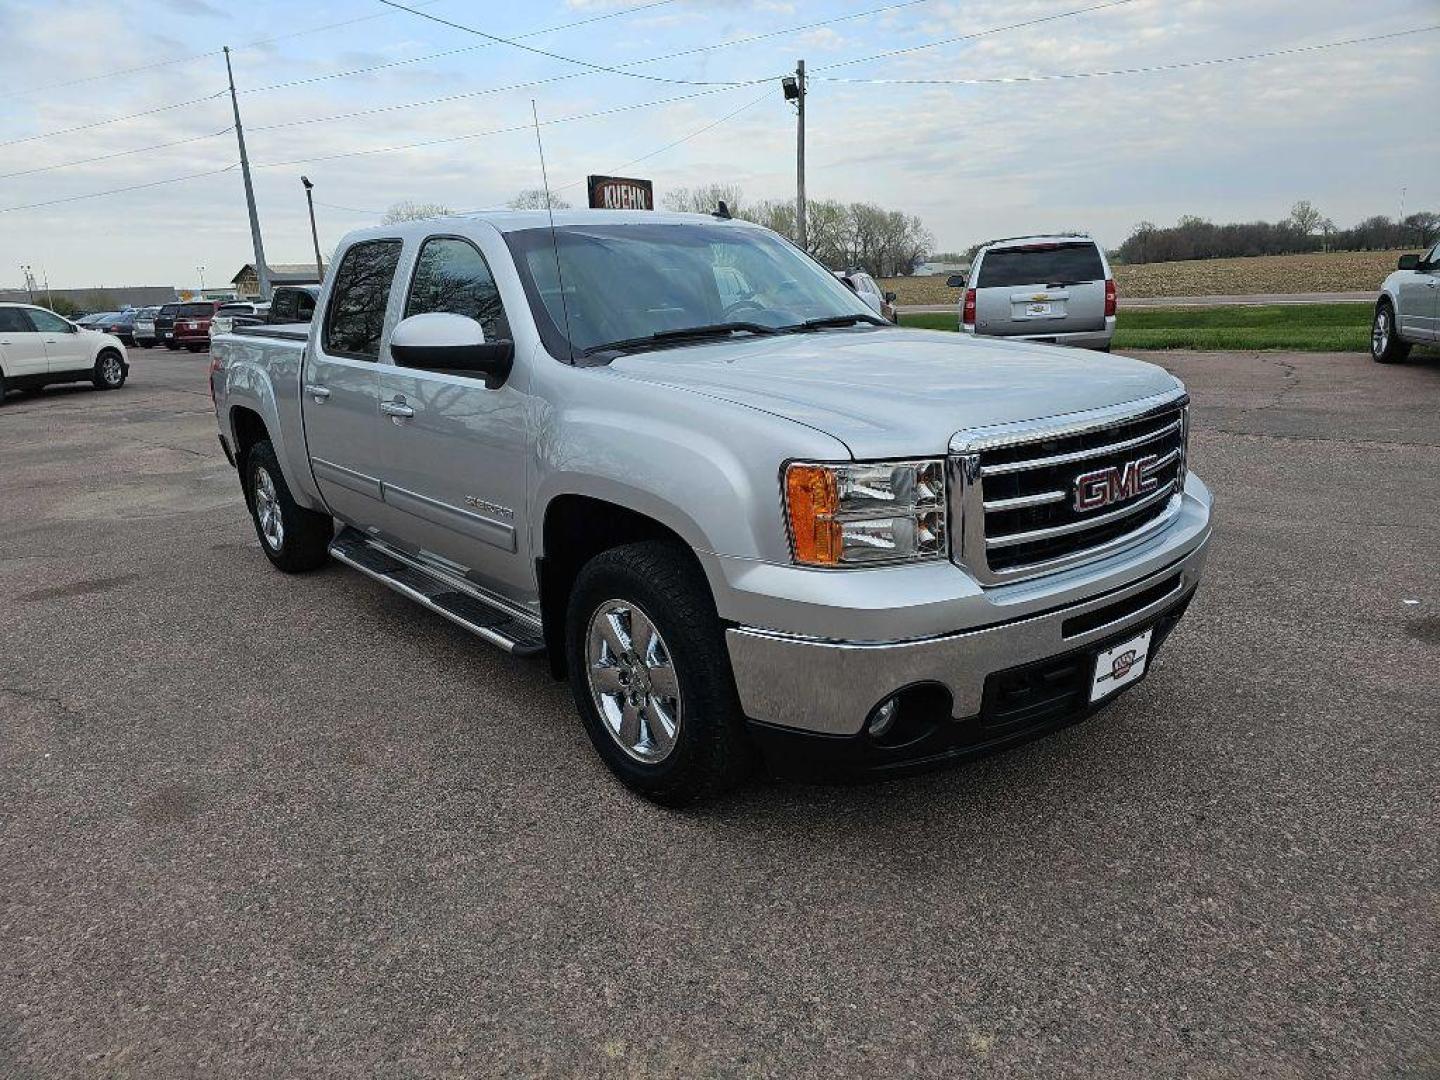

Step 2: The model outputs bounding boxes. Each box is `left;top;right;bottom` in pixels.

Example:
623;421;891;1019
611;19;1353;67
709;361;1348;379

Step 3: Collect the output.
0;369;7;404
243;439;333;573
164;339;179;350
1372;301;1410;364
92;349;126;390
565;540;748;806
187;343;205;353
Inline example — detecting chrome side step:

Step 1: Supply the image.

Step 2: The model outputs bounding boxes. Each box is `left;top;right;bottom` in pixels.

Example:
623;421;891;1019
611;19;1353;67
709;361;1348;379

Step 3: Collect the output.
328;527;545;656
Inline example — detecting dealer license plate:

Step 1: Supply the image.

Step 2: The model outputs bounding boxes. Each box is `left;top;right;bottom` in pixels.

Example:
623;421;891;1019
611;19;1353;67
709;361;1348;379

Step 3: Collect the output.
1089;628;1153;703
1026;302;1052;316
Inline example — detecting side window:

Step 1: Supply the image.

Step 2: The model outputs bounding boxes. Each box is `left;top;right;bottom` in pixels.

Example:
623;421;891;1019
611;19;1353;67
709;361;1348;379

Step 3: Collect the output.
324;239;403;360
28;309;71;333
270;291;296;322
296;291;316;321
405;236;510;342
0;308;34;333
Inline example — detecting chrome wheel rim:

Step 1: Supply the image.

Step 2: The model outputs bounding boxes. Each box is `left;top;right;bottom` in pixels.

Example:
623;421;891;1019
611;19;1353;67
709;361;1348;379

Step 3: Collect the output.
1373;310;1389;357
253;466;284;551
585;599;682;764
100;355;123;385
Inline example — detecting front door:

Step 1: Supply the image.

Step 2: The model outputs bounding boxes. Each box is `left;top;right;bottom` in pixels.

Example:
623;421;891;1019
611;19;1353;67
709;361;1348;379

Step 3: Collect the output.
0;307;48;377
301;237;406;532
27;307;90;372
378;234;531;601
1397;242;1440;341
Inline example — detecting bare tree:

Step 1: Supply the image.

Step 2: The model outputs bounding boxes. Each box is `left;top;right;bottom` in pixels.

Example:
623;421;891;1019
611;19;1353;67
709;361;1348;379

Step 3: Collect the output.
508;189;571;210
382;200;454;224
1289;200;1324;236
662;184;745;216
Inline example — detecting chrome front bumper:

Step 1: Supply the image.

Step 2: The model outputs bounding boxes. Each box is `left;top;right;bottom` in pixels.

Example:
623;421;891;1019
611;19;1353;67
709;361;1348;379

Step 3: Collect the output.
725;524;1209;737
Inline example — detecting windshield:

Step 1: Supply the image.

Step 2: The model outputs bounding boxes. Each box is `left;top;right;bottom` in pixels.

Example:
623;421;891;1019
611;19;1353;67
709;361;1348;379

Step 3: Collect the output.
977;243;1105;288
505;222;875;357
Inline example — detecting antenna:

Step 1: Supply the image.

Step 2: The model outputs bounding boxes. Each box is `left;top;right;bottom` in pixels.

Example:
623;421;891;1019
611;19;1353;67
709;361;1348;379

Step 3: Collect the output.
531;99;574;364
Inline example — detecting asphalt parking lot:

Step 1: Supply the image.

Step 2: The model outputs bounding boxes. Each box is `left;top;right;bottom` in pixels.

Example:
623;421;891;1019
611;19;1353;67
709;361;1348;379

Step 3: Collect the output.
2;344;1436;1078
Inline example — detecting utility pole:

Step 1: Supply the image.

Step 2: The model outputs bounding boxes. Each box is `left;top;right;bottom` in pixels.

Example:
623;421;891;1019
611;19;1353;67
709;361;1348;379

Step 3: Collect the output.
43;267;52;309
795;59;807;252
301;176;324;282
20;265;34;303
224;46;271;301
197;265;206;294
782;60;807;252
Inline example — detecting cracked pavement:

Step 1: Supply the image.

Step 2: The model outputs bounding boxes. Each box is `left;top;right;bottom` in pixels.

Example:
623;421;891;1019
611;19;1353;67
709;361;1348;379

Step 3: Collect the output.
1;346;1437;1078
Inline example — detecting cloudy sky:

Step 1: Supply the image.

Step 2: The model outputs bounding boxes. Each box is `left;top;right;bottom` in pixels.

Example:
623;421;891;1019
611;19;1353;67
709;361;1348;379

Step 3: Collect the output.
1;0;1436;289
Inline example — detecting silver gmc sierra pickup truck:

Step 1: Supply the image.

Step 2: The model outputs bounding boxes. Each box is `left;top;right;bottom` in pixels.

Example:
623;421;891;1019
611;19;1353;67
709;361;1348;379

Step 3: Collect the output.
210;210;1212;804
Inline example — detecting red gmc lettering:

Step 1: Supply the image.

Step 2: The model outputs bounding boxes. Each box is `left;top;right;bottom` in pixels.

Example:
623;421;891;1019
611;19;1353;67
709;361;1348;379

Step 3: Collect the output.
1073;454;1161;512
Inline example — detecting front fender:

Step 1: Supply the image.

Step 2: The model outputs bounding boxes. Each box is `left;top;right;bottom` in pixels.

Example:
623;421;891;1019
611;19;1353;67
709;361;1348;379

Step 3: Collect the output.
531;370;850;568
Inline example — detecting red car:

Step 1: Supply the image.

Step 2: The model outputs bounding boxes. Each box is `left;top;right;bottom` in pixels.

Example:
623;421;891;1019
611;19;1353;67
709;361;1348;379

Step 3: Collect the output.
171;300;224;352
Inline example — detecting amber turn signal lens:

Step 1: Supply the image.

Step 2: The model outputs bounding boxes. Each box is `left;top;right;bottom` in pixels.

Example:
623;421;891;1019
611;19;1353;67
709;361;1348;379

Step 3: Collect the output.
785;463;841;566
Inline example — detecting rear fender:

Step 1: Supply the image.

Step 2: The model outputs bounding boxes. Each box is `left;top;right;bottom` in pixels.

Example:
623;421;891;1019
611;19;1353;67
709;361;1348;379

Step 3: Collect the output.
218;338;327;512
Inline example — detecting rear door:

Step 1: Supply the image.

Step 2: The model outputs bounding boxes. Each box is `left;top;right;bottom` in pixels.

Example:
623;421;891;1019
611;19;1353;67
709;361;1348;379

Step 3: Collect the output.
973;242;1107;335
377;233;531;599
0;307;48;377
28;307;91;372
302;238;407;532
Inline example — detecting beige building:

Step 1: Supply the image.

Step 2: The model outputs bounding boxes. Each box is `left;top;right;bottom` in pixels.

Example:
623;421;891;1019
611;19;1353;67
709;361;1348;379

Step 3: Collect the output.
229;263;326;300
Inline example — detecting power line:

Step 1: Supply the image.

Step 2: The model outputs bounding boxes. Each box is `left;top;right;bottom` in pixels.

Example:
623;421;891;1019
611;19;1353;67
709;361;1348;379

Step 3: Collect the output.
812;0;1144;72
0;127;234;181
252;85;746;169
0;91;226;149
376;0;750;87
552;89;776;194
245;0;931;99
243;0;683;95
0;0;452;101
812;25;1440;85
247;0;937;135
0;164;238;214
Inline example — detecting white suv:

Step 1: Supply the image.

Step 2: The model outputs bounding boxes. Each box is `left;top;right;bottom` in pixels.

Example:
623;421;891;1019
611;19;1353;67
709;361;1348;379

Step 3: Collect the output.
955;235;1116;350
0;303;129;400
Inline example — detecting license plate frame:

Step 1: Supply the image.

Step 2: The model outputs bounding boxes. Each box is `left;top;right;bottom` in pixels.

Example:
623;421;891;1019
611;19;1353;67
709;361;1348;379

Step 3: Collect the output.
1089;628;1153;703
1025;302;1052;316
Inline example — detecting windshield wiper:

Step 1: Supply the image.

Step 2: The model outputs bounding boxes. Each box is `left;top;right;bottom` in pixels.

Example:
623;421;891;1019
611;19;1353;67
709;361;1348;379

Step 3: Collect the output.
583;321;783;356
787;313;887;331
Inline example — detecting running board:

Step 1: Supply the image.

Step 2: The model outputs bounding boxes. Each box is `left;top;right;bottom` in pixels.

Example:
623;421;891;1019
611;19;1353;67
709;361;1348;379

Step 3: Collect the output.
328;527;545;656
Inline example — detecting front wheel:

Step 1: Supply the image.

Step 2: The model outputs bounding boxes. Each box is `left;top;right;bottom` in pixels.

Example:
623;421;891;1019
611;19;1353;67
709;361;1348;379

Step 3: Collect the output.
92;350;126;390
244;439;333;573
1372;302;1410;363
565;541;748;806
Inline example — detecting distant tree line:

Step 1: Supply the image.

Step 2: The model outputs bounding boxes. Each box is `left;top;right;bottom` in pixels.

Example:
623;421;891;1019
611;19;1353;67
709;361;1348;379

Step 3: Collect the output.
662;185;934;277
1117;201;1440;264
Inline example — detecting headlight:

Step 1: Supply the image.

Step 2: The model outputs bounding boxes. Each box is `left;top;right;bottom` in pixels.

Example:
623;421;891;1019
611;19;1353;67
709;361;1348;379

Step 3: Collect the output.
784;459;946;567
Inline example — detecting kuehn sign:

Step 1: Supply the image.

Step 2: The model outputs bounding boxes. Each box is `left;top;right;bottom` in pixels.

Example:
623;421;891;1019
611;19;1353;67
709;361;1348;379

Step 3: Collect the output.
587;175;654;211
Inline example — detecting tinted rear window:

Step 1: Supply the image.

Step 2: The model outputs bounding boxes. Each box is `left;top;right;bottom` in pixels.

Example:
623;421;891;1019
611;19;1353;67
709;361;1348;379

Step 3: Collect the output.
977;243;1105;288
178;303;214;317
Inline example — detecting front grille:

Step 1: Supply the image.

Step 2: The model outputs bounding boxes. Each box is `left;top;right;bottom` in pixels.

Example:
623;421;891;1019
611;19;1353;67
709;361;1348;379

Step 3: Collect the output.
950;391;1188;583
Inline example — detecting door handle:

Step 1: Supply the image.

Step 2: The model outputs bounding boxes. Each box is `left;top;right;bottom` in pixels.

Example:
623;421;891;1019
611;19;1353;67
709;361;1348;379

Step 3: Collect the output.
380;400;414;419
303;384;330;400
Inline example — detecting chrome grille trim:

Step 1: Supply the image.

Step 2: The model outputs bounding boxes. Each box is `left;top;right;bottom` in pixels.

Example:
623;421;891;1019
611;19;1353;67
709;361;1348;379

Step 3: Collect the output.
949;389;1190;585
979;417;1183;477
986;480;1176;549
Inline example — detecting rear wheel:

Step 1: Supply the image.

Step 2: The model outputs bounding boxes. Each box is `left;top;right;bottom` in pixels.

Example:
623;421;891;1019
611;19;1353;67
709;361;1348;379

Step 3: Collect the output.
565;541;748;806
1372;301;1410;363
244;439;333;573
92;350;126;390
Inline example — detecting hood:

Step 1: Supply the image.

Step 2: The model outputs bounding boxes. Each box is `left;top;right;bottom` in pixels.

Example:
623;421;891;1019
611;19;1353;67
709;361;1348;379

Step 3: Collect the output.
608;328;1181;458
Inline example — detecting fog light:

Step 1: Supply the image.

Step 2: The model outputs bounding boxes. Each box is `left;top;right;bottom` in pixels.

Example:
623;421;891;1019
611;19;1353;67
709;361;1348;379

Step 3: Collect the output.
866;696;899;738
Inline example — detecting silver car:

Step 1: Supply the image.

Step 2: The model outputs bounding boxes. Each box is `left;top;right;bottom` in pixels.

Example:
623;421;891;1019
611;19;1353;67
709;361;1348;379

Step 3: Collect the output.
955;234;1116;350
1372;242;1440;363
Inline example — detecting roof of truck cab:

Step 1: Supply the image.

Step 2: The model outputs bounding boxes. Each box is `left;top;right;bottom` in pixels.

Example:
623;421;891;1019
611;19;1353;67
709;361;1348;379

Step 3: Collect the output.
982;234;1097;251
338;209;761;244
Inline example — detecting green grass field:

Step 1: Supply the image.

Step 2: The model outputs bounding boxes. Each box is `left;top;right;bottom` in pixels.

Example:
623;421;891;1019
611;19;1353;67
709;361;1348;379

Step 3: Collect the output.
899;302;1373;352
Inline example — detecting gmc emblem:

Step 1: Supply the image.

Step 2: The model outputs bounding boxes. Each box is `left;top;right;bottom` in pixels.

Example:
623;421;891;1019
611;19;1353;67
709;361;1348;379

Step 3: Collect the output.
1074;454;1161;512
